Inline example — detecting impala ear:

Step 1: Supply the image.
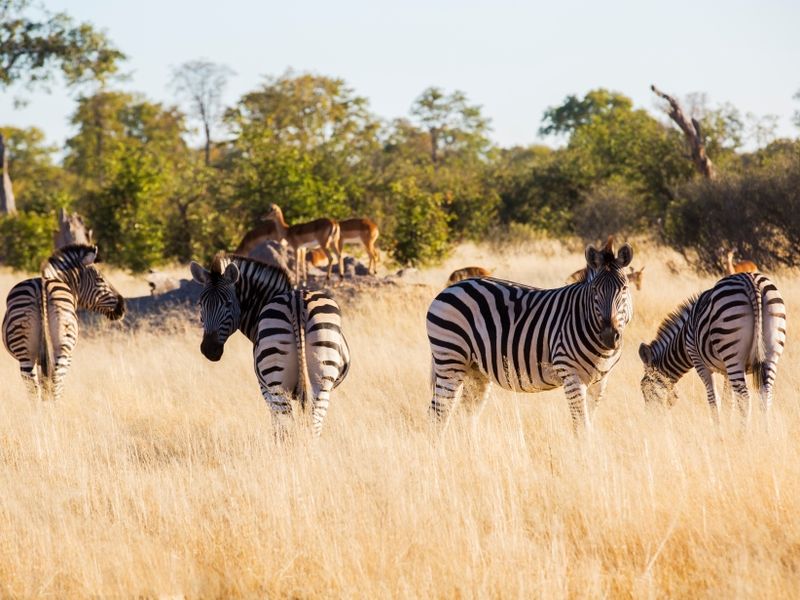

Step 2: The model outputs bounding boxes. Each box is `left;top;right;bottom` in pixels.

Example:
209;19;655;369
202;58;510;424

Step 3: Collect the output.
190;261;210;285
638;343;653;366
223;262;240;284
616;244;633;268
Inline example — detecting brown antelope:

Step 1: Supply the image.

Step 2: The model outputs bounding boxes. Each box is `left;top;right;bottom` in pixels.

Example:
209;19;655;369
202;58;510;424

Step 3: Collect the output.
233;220;279;256
305;248;330;268
338;218;380;274
726;250;759;274
566;265;645;290
447;266;492;285
263;203;343;285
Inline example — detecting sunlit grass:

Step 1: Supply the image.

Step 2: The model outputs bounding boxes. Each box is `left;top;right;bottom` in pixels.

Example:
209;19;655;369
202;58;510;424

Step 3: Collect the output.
0;241;797;597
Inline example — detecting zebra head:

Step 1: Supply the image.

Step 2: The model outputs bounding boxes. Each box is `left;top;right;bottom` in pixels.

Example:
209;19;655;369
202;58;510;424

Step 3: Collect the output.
190;254;241;362
584;237;633;351
638;343;678;406
43;245;125;320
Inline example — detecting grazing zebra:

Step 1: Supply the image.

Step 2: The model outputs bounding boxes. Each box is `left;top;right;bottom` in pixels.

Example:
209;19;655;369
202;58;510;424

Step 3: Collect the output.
427;238;634;431
190;253;350;437
2;244;125;400
638;272;786;422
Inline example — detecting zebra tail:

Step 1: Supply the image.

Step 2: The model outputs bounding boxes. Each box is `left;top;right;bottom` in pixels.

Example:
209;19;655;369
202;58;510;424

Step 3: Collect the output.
748;274;766;392
38;279;55;387
293;290;312;412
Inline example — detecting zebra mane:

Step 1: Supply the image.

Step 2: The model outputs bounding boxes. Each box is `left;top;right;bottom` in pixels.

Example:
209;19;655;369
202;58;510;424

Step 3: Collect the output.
42;243;99;276
653;295;698;342
214;251;293;288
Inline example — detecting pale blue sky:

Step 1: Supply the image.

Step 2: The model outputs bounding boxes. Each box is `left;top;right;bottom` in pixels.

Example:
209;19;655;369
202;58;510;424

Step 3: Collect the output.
2;0;799;151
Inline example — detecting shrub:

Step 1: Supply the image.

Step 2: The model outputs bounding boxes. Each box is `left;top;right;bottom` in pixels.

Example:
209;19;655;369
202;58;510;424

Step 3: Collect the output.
572;182;647;243
388;177;451;266
0;212;54;272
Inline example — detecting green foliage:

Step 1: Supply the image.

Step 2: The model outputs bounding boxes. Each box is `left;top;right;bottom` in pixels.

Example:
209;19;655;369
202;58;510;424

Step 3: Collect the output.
79;148;165;272
0;0;124;89
0;125;74;214
388;178;451;266
540;89;633;137
0;211;53;271
665;147;800;272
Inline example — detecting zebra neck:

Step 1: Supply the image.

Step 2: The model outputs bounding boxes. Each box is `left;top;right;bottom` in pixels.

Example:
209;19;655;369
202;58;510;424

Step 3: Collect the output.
650;320;691;381
232;260;291;343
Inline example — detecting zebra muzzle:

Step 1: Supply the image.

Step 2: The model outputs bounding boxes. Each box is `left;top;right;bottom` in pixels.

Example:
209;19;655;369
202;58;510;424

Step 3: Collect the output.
201;333;224;361
600;326;620;350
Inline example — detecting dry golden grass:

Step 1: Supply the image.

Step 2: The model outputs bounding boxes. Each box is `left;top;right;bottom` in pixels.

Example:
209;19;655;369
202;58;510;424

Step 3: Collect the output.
1;241;799;598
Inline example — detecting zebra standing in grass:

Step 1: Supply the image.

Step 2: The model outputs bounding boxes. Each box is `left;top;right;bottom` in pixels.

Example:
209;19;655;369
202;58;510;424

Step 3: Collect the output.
190;253;350;437
638;272;786;422
2;244;125;400
426;237;634;431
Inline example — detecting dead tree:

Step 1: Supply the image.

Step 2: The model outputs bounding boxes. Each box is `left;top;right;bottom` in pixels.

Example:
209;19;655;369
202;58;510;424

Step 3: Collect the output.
54;208;93;248
0;134;16;214
651;84;716;179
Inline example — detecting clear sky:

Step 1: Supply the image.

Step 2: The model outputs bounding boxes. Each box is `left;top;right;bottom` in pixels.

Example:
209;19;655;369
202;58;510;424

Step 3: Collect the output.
2;0;799;150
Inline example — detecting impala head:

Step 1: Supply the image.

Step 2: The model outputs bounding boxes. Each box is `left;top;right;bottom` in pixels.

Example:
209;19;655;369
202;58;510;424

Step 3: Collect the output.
626;266;645;291
190;254;241;362
262;203;283;222
638;343;678;407
584;236;633;351
43;244;125;320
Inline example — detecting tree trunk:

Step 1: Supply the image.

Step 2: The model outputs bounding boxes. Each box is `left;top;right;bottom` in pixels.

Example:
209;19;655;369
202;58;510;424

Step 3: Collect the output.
651;84;716;179
203;121;211;166
0;134;16;214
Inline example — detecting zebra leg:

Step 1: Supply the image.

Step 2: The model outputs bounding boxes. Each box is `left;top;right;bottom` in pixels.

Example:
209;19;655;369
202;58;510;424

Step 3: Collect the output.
561;371;590;432
49;355;72;402
430;364;467;429
727;372;752;428
587;376;608;417
693;364;720;424
310;381;335;438
19;361;41;401
461;372;492;432
260;385;294;442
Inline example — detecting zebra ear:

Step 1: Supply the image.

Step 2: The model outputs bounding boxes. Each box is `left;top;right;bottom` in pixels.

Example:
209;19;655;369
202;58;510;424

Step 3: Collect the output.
190;261;210;285
616;244;633;268
638;343;653;365
585;246;603;269
81;246;99;266
223;262;240;284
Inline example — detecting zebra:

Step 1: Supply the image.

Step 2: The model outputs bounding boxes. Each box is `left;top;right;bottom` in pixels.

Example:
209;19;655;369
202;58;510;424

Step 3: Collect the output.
189;253;350;438
426;237;634;431
2;244;125;400
638;272;786;422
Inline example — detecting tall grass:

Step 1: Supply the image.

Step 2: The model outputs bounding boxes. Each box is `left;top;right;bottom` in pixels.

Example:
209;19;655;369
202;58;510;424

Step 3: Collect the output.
0;242;797;597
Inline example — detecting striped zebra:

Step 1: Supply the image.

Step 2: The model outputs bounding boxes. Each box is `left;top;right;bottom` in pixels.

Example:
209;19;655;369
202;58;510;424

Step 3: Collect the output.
190;253;350;437
2;244;125;400
638;272;786;422
427;238;634;431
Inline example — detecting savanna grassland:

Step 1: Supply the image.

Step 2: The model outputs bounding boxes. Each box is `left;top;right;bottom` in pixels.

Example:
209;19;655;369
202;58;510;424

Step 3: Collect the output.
0;240;799;598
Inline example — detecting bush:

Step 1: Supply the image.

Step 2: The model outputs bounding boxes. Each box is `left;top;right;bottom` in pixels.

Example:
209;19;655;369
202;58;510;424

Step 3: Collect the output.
0;212;55;272
388;177;451;266
665;165;800;273
572;182;647;242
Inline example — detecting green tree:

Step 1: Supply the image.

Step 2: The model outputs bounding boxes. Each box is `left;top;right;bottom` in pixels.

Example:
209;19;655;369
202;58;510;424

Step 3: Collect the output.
388;177;451;266
539;89;633;137
0;125;73;213
0;0;124;89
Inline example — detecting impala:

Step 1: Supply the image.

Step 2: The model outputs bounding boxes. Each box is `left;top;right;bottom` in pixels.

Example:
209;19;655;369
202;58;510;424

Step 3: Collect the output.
263;204;343;285
338;218;380;274
726;250;758;274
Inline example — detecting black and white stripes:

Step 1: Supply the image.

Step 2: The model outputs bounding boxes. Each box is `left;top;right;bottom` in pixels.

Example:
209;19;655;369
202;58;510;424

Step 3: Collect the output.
2;244;125;400
426;238;634;430
639;272;786;421
190;253;350;437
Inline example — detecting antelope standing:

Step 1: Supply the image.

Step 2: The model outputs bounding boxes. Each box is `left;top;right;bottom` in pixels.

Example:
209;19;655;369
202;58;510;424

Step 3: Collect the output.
338;218;380;274
726;250;758;274
263;204;343;285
